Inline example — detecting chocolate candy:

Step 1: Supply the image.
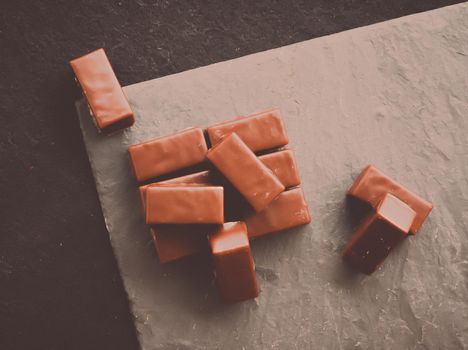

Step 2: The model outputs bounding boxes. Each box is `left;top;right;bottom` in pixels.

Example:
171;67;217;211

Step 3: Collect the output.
128;128;208;182
157;170;216;186
245;188;311;239
150;225;210;264
146;186;224;224
207;109;288;153
207;133;285;212
348;165;433;234
342;193;416;274
70;48;134;134
150;187;311;263
209;222;259;303
259;149;301;188
139;170;216;209
139;149;301;208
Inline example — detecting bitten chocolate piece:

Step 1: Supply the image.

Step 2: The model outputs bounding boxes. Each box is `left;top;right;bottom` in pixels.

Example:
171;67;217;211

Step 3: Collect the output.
209;222;259;303
348;165;433;234
207;109;288;152
245;187;311;239
128;128;208;182
70;48;134;134
139;170;216;209
207;133;285;212
342;193;416;274
259;149;301;188
150;225;211;264
146;186;224;224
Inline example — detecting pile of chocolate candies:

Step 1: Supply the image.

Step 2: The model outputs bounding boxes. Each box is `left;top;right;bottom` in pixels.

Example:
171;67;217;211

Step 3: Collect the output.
129;109;311;303
71;48;433;303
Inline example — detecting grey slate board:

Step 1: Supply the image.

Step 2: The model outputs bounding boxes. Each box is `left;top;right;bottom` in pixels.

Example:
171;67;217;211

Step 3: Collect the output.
77;4;468;349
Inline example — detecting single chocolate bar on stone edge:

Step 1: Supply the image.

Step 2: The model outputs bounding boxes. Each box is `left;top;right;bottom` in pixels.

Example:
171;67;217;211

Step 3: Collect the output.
70;48;134;134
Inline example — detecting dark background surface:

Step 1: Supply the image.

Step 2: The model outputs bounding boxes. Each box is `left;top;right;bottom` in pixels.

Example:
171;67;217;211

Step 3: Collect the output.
0;1;463;349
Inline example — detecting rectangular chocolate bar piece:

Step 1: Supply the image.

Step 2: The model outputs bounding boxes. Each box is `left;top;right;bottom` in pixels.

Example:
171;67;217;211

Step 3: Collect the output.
245;187;311;239
146;185;224;224
150;225;211;264
258;149;301;188
70;48;134;134
209;222;259;303
128;128;208;182
348;165;433;234
207;133;285;212
206;109;288;153
139;170;216;209
342;193;416;274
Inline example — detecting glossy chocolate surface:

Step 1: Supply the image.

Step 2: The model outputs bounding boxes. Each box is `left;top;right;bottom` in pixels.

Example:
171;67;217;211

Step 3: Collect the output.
258;149;301;188
207;133;285;212
245;187;311;239
139;171;216;209
146;186;224;224
206;109;289;152
128;128;208;182
150;225;211;264
139;149;301;207
342;193;416;274
209;222;259;303
70;48;134;134
348;165;433;234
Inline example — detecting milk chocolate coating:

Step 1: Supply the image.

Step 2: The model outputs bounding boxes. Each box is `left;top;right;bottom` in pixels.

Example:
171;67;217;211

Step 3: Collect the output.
245;187;311;239
139;171;216;209
209;222;259;303
348;165;433;234
150;225;211;264
69;48;134;134
206;109;289;152
207;133;285;212
139;149;300;208
342;193;416;274
128;128;208;182
146;186;224;224
258;149;301;188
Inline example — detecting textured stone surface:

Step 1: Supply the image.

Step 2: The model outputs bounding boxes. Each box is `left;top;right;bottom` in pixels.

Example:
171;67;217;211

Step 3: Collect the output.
78;4;468;349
